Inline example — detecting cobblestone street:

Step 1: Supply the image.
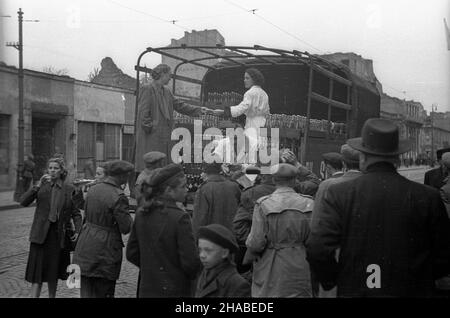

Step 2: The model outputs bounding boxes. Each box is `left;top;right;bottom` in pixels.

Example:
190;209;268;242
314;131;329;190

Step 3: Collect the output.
0;166;428;298
0;208;138;298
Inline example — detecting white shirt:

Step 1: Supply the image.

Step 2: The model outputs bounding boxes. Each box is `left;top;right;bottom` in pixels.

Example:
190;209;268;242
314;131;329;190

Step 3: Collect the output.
230;85;270;130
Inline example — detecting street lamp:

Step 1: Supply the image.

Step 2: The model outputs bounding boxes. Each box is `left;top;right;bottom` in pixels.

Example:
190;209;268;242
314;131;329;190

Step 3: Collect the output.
4;8;39;201
430;104;438;167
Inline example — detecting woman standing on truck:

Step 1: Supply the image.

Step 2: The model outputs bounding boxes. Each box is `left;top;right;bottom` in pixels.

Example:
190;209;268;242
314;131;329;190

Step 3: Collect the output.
213;68;270;164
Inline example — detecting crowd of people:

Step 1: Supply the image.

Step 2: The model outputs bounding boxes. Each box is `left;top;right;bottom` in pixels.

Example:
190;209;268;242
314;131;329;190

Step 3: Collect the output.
18;63;450;298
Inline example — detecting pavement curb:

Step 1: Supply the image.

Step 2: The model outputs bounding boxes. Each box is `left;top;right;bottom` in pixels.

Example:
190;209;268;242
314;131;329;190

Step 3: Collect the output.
0;203;35;211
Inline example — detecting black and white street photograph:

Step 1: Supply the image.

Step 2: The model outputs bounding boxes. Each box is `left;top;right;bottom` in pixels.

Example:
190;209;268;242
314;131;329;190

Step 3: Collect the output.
0;0;449;304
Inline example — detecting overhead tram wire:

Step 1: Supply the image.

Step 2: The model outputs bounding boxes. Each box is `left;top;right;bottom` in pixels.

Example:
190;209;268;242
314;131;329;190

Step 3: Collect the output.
107;0;189;31
223;0;324;54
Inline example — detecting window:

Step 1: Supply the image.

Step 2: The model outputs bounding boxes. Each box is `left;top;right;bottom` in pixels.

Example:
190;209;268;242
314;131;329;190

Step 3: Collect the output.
77;121;121;173
0;115;10;175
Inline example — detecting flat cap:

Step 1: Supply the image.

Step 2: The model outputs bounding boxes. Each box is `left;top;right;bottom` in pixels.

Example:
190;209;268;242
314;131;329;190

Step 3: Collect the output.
270;163;298;178
340;144;361;164
437;148;450;160
442;152;450;169
143;151;166;164
106;160;134;176
197;224;238;254
202;162;222;174
245;165;261;175
322;152;343;166
218;120;241;129
149;163;184;187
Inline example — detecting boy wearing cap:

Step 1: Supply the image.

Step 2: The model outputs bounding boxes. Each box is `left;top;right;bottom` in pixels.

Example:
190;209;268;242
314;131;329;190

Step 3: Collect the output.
196;224;251;298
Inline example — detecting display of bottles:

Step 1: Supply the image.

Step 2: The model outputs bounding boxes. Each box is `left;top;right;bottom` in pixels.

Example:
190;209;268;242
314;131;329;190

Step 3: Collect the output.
174;91;347;134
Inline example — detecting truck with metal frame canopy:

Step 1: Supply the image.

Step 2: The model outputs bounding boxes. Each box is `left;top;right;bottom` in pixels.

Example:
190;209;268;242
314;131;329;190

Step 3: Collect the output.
132;44;380;181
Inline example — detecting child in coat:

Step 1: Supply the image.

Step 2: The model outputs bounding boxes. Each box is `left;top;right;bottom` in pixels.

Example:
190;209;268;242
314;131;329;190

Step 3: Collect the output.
196;224;251;298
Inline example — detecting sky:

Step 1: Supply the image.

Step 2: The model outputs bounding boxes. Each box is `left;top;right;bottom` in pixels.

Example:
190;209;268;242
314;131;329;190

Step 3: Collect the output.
0;0;449;112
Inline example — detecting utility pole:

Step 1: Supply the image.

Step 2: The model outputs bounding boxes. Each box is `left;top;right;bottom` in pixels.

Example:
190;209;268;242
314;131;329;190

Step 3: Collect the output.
5;8;38;201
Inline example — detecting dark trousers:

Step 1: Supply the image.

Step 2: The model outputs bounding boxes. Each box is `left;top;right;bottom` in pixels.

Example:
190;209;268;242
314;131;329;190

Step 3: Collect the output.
22;177;33;192
80;276;116;298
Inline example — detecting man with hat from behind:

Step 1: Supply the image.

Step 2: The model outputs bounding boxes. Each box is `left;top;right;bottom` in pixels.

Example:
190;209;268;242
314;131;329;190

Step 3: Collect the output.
192;162;241;235
310;144;362;297
280;149;321;197
196;224;250;297
306;118;450;297
320;152;344;180
436;152;450;296
233;165;276;276
134;151;167;205
440;152;450;218
424;147;450;189
73;160;134;298
246;163;314;297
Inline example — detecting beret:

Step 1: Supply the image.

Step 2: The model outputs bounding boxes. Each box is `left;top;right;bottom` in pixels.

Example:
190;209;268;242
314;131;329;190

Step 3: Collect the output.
106;160;134;176
437;148;450;160
442;152;450;169
340;144;361;164
197;224;238;253
149;163;184;187
143;151;166;164
270;163;298;178
322;152;343;166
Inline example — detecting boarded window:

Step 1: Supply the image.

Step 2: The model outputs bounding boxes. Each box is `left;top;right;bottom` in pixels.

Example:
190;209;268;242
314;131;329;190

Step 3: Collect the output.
122;134;134;163
77;121;121;173
105;124;120;161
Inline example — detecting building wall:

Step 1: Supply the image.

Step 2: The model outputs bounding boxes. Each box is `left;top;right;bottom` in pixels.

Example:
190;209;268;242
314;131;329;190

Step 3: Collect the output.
163;29;226;99
0;67;19;189
0;65;136;188
0;66;75;188
74;81;135;177
379;93;427;161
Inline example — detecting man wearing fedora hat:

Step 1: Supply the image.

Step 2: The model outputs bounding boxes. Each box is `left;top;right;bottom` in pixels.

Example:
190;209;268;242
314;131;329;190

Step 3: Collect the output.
310;144;362;297
424;147;450;190
306;118;450;297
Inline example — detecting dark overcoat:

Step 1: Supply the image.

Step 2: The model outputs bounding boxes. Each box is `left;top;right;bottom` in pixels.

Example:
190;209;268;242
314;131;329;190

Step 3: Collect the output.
20;182;82;249
306;162;450;297
424;166;447;189
126;199;201;297
195;262;251;298
73;177;132;281
135;83;203;171
233;180;276;245
192;174;241;235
